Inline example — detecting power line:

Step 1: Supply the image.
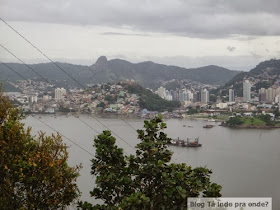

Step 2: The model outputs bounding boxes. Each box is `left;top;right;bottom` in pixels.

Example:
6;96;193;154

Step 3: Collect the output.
0;44;50;83
89;114;136;151
33;115;95;157
0;18;174;160
0;59;133;155
0;43;103;148
0;60;98;156
118;115;138;132
0;18;86;90
0;45;100;135
0;60;28;81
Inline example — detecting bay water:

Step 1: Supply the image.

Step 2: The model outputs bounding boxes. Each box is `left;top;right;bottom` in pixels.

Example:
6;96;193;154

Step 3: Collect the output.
23;115;280;209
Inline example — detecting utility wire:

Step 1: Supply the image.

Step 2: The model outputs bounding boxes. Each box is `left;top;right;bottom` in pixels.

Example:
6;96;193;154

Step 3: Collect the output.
0;47;132;155
33;115;95;157
0;43;101;137
0;60;97;156
0;18;175;159
0;60;28;81
0;18;135;150
89;114;136;151
0;44;50;83
0;45;100;135
0;18;86;90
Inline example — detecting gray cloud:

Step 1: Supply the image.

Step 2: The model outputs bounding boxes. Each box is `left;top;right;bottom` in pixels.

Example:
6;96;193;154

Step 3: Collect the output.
1;0;280;38
101;32;149;37
250;51;262;59
227;46;236;52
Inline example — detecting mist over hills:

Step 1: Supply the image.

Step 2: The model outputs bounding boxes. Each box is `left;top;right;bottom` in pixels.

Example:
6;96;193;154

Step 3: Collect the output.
0;56;241;90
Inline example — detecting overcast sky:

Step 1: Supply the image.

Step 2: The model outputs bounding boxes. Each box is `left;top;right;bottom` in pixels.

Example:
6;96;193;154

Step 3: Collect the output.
1;0;280;70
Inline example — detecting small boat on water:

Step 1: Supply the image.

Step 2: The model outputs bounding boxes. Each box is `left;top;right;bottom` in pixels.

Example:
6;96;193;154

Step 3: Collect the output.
183;125;186;127
203;125;214;128
204;119;215;122
170;137;201;147
187;125;193;128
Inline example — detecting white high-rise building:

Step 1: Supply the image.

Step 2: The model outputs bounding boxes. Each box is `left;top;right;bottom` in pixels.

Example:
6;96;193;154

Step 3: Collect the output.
157;86;166;98
179;89;193;103
201;89;209;104
243;80;251;102
29;95;38;103
55;88;66;101
275;94;280;103
229;89;235;102
267;88;276;102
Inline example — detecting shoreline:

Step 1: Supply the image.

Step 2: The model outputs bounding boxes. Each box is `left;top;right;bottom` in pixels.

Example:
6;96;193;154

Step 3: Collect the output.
222;124;280;129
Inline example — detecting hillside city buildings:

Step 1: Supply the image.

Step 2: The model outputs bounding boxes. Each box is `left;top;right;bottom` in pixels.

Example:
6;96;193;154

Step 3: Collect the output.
4;78;280;116
243;80;251;102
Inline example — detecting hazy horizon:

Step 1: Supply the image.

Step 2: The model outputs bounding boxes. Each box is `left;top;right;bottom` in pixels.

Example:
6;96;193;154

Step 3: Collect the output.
1;0;280;71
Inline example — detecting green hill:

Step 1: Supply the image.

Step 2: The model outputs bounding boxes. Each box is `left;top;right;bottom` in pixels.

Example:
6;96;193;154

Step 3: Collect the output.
0;57;241;90
220;59;280;97
121;82;180;112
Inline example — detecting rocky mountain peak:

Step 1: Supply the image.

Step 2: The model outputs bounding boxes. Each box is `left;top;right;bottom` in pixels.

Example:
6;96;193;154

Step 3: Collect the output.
95;56;108;66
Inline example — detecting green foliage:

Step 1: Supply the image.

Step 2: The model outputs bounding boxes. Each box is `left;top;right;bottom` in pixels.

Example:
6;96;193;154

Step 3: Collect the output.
255;81;273;92
187;107;199;115
243;117;265;126
274;109;280;118
0;60;240;90
59;106;74;112
209;94;217;102
124;83;180;112
104;95;116;104
97;102;105;108
258;114;274;126
164;81;181;91
78;115;222;209
0;89;81;209
226;116;243;126
226;115;275;126
222;59;280;97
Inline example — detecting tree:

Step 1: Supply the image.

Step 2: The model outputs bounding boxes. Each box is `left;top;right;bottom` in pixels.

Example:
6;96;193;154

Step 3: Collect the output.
78;116;221;209
0;88;81;209
258;114;274;126
187;107;198;115
97;102;106;108
273;109;280;118
105;95;116;104
226;116;243;126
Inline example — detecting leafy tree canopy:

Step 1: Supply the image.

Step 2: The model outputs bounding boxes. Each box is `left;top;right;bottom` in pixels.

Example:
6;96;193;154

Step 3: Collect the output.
0;88;81;209
78;116;221;209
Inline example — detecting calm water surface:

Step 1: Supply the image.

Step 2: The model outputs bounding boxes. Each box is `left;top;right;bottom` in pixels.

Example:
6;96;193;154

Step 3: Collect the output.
23;115;280;209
